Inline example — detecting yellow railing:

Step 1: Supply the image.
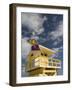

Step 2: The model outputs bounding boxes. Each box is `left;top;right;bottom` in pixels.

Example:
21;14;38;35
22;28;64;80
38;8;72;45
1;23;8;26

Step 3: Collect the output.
26;57;61;71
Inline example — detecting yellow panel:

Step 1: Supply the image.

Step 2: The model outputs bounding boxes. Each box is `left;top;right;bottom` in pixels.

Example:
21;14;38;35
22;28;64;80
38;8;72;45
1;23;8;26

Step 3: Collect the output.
28;68;43;75
28;69;56;76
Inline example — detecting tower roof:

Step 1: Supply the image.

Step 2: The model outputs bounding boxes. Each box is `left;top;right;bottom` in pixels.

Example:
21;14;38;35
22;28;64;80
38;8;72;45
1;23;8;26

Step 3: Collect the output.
39;45;55;56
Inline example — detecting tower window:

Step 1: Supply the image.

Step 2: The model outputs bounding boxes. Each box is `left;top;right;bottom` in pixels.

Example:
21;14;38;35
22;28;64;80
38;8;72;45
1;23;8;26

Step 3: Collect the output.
53;60;55;62
31;53;33;56
48;63;52;66
49;59;51;62
53;63;56;66
45;54;47;56
41;53;43;56
57;64;60;67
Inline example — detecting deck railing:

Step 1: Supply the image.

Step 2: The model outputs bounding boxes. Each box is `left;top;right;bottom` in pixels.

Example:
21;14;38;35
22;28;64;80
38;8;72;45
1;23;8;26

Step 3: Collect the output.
26;57;61;71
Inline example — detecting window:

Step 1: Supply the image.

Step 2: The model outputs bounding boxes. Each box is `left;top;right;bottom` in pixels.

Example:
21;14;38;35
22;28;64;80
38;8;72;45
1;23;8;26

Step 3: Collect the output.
48;63;52;66
53;60;55;62
53;63;56;66
57;64;61;67
45;54;47;56
48;59;51;62
56;60;60;63
41;53;43;56
31;53;33;56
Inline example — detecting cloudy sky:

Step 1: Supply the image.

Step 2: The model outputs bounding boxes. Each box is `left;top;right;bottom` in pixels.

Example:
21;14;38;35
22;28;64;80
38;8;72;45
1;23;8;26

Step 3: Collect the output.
21;12;63;76
21;12;63;59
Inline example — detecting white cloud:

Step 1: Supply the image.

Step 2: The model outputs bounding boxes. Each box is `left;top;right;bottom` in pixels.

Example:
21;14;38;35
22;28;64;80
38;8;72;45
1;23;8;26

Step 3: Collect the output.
49;21;63;46
53;38;62;46
21;37;32;60
52;46;63;52
21;13;47;35
51;46;63;58
49;21;63;40
30;35;39;40
53;41;58;46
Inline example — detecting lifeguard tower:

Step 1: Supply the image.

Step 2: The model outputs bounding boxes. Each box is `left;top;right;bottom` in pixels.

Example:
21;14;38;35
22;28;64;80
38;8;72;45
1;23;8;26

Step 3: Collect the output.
26;39;61;76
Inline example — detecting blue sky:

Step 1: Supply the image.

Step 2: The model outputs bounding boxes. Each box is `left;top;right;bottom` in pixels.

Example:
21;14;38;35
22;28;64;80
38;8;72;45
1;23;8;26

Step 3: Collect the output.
21;12;63;76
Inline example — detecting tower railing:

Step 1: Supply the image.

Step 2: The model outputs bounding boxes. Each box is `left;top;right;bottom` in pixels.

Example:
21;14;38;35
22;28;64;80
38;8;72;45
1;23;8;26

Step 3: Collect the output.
26;57;61;71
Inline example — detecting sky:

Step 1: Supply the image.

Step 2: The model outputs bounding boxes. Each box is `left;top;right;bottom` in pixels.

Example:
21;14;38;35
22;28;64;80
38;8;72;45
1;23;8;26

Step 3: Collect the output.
21;13;63;60
21;12;63;76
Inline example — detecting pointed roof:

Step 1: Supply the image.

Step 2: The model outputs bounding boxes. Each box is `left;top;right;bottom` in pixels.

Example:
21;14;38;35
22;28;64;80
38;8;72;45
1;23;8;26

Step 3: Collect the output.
39;45;55;56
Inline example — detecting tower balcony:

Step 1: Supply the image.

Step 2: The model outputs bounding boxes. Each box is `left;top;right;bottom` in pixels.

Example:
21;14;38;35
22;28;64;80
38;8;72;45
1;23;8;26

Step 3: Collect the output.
26;57;61;72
